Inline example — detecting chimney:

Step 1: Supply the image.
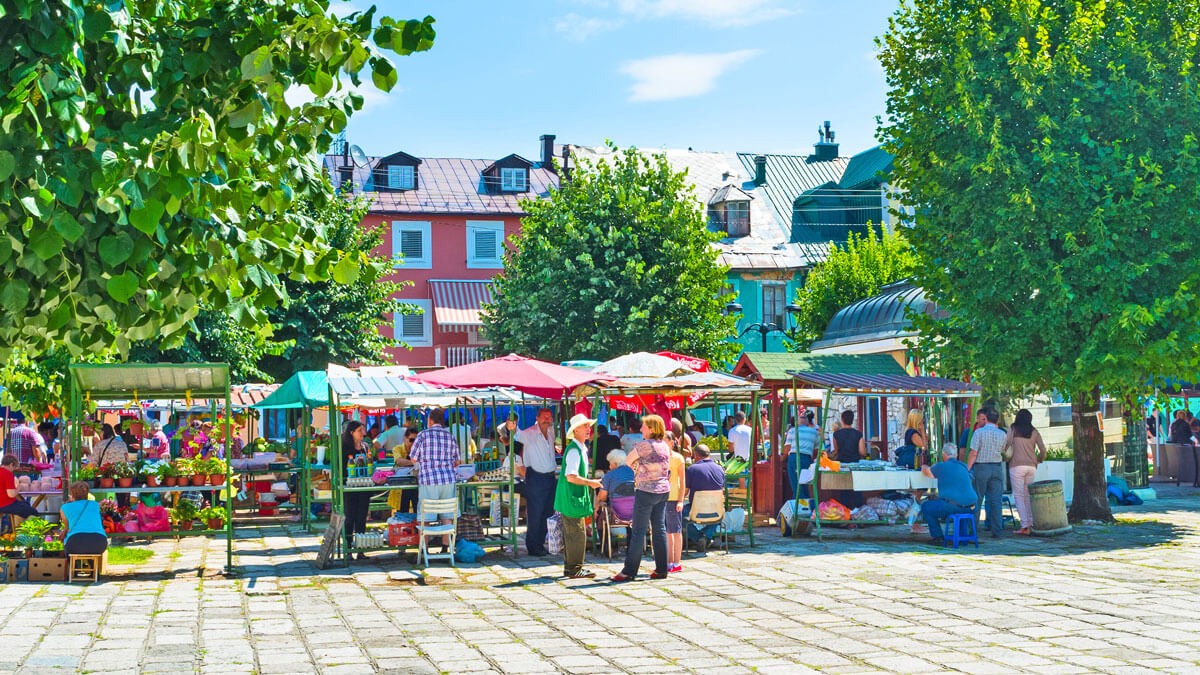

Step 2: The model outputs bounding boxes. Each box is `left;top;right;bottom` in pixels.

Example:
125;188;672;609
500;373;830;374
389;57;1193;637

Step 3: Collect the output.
753;155;767;186
812;120;839;161
540;133;556;170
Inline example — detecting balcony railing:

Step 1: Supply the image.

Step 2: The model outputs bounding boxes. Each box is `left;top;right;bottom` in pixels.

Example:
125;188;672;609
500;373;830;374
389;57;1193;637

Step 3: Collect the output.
447;346;486;367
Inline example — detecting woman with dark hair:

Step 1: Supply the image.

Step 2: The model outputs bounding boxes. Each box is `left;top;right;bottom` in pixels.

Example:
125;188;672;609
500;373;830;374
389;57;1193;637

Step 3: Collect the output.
94;423;131;508
340;421;372;560
1002;409;1045;535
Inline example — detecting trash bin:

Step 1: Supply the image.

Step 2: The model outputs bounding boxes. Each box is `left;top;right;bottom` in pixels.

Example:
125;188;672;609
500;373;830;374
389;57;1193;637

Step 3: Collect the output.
1029;480;1072;536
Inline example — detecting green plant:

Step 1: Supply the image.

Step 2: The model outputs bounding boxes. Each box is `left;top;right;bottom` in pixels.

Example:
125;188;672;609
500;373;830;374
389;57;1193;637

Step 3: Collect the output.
15;517;55;549
171;500;199;524
77;466;96;481
482;143;740;365
42;541;64;553
111;463;135;479
1045;446;1075;462
175;458;194;476
878;0;1200;522
206;458;228;475
199;507;227;525
157;463;181;479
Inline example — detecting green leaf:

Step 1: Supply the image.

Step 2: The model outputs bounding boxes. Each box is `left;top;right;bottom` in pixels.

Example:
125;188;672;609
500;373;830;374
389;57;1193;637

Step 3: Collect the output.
99;233;134;266
30;229;63;261
371;61;397;91
0;279;30;311
331;255;359;284
129;199;165;234
311;70;333;98
106;271;139;303
82;9;113;40
239;47;273;80
228;100;261;128
0;150;14;181
51;210;84;242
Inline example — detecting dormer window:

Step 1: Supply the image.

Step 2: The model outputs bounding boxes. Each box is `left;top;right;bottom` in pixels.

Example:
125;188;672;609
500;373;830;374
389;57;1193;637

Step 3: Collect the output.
388;165;415;190
707;184;753;237
500;167;527;192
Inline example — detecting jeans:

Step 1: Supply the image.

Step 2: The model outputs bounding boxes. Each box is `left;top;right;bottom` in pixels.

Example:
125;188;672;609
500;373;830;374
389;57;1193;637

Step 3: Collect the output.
972;462;1005;535
562;515;586;575
787;452;812;500
0;499;39;518
524;469;556;555
682;503;718;541
621;490;668;577
1009;465;1037;528
920;498;973;540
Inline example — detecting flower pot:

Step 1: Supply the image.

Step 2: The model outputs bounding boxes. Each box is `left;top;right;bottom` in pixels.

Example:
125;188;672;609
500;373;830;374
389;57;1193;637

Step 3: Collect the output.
145;475;159;488
117;477;133;488
190;475;206;487
163;476;177;487
206;518;224;531
99;478;114;489
177;521;193;531
209;474;224;486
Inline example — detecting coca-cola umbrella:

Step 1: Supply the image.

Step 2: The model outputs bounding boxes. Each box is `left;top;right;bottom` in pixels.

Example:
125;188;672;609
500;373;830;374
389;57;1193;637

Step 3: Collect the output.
412;353;607;400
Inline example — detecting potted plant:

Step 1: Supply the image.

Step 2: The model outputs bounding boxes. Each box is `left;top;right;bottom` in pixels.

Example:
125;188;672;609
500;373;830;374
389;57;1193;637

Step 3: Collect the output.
199;506;227;531
113;462;135;488
97;463;116;489
205;457;227;486
188;458;209;486
156;463;178;487
142;463;159;488
77;466;97;487
41;540;64;558
15;517;54;558
171;500;199;531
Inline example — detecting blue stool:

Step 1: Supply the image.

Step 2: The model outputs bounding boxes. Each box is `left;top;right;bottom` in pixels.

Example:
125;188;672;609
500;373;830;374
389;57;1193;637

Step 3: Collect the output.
944;513;979;549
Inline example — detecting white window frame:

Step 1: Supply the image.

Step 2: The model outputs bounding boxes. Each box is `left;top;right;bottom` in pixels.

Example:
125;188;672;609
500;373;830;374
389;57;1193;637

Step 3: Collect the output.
762;282;787;328
391;220;431;269
466;220;505;269
388;164;415;190
395;299;433;348
500;167;527;191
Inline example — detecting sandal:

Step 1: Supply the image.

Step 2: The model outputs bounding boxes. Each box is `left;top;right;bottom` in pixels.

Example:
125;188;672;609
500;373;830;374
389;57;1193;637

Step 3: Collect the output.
1015;527;1031;536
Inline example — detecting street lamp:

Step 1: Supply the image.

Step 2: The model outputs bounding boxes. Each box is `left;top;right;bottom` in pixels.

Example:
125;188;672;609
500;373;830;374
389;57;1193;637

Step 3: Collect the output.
724;301;802;352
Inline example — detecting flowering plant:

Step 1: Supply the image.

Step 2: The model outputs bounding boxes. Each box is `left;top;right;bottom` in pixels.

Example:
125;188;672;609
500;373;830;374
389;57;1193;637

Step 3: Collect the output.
97;462;119;479
78;466;97;481
111;463;135;479
98;499;118;516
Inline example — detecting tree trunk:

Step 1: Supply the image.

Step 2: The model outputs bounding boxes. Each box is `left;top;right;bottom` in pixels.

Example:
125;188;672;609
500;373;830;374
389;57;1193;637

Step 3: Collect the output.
1067;386;1114;523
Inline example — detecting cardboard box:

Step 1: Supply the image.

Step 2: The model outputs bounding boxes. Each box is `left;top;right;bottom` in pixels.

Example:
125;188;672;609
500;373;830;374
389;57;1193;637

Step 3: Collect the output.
28;557;67;582
4;559;28;583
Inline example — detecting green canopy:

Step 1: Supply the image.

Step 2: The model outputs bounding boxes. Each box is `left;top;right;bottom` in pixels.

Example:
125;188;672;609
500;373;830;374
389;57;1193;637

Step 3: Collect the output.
251;371;328;409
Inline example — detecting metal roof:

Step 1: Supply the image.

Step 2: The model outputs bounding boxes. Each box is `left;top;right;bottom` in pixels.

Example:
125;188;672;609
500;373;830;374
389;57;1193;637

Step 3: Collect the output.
734;352;906;383
328;375;521;406
786;371;982;397
322;155;558;215
735;152;850;231
811;280;945;350
429;279;494;329
70;364;230;399
575;371;761;398
839;145;894;190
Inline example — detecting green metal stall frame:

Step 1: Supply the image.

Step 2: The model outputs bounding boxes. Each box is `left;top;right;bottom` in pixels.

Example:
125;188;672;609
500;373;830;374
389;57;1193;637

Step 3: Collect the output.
251;371;329;533
67;363;236;573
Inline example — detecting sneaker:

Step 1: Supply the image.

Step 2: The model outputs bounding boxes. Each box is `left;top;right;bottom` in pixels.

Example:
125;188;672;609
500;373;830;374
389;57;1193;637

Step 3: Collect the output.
696;537;709;553
668;563;682;573
565;569;596;579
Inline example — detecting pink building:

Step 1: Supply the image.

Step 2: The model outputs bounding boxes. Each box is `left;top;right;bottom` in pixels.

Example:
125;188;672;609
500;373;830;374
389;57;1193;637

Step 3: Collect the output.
324;135;560;369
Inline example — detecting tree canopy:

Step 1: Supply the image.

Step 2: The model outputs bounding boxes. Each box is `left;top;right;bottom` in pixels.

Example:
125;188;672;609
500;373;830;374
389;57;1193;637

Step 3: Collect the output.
789;226;917;350
0;0;434;358
878;0;1200;520
483;145;739;364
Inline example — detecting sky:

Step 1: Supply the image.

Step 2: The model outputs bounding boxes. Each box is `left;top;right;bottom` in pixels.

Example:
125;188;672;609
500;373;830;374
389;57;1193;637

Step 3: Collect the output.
334;0;899;160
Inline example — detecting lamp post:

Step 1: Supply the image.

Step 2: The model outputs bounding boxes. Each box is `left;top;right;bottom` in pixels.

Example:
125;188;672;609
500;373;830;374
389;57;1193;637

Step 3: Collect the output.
724;301;802;352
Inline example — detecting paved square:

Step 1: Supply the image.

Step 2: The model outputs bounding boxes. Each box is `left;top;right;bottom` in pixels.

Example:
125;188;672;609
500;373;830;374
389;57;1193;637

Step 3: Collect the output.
3;489;1199;674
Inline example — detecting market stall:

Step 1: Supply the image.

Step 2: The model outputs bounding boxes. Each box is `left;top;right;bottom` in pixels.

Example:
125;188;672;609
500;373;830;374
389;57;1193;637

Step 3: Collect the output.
784;370;982;540
66;363;235;572
251;371;331;531
577;352;766;547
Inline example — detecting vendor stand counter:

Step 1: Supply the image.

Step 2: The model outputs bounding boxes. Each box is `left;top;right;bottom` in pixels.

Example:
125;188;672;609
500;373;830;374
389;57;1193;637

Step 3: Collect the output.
17;490;64;518
67;363;236;571
784;370;983;541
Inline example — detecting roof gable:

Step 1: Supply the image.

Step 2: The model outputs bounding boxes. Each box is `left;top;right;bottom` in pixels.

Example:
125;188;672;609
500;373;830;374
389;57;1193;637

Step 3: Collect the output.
377;151;422;166
839;145;893;190
733;351;906;382
482;154;534;174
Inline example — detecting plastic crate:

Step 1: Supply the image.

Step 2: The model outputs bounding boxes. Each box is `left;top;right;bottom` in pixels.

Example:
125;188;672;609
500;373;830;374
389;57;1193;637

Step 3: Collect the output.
388;522;418;547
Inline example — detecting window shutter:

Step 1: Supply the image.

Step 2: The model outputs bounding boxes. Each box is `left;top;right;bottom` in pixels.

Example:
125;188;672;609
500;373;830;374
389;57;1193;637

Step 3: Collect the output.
474;229;498;261
400;313;425;339
400;230;424;260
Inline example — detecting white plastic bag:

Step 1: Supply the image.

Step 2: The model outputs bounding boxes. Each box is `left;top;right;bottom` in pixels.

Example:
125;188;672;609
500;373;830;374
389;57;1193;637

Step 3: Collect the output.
723;507;746;532
545;513;564;555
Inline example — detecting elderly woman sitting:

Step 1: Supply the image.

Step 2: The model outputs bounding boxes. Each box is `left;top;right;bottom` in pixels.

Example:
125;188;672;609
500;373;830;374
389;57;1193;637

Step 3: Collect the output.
60;481;109;556
595;449;636;523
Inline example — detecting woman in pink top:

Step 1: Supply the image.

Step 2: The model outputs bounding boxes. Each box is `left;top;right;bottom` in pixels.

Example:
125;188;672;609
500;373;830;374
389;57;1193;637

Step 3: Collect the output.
611;415;672;582
1002;409;1046;535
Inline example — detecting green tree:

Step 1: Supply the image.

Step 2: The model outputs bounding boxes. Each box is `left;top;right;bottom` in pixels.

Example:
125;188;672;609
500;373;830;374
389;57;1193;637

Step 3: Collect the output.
878;0;1200;521
483;145;739;364
256;193;406;382
0;0;434;359
127;308;287;382
788;226;917;350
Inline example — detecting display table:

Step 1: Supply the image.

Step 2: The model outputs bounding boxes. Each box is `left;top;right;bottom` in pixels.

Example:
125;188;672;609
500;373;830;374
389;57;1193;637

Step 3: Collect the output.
818;469;936;492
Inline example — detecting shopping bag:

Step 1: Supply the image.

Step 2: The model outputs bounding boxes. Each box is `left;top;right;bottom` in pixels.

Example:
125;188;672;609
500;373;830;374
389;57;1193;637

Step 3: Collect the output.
723;507;746;532
136;504;170;532
545;513;564;555
818;499;851;521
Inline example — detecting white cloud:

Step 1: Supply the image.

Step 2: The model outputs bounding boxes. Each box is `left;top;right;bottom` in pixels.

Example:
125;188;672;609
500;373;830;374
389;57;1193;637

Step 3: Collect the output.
554;13;623;40
285;76;394;114
620;49;760;102
615;0;796;26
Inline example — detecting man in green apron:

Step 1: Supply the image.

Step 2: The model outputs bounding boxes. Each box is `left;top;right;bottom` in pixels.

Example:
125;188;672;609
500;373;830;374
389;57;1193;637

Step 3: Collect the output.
556;414;602;579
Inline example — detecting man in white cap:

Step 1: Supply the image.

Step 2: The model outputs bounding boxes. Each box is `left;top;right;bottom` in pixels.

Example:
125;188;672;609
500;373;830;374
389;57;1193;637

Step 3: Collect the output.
556;413;602;578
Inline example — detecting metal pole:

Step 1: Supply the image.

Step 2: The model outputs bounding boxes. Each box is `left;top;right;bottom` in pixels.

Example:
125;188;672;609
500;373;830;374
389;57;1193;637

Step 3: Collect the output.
224;384;233;573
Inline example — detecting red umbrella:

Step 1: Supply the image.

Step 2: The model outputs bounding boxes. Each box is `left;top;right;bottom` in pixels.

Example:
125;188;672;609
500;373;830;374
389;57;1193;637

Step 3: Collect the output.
412;353;605;400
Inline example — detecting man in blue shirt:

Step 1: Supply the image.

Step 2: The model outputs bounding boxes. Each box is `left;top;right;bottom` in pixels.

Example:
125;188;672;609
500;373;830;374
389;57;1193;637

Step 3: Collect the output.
683;445;726;552
920;443;979;545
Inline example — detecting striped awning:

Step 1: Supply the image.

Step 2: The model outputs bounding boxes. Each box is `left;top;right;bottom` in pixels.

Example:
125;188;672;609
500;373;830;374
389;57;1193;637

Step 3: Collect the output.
429;279;494;330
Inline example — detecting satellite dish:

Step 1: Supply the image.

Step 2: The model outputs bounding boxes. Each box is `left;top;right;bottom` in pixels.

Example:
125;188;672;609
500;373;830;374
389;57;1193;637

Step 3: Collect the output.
350;145;369;167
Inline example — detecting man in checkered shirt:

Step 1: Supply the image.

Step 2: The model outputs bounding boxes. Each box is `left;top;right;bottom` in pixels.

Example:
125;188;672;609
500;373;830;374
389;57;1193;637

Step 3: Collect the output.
410;408;460;552
967;407;1008;538
4;421;47;464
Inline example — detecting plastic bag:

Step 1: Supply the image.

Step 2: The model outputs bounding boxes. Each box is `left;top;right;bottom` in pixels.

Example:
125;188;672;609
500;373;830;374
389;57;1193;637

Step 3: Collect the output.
818;499;851;521
723;507;746;532
136;504;170;532
455;538;486;563
850;505;879;521
545;513;563;555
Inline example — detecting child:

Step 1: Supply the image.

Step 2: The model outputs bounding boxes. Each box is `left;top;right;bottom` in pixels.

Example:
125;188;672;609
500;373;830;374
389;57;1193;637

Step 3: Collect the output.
664;432;687;574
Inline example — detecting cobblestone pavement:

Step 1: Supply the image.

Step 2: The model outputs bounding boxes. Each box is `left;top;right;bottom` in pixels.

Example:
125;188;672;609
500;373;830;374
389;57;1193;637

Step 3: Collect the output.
3;488;1200;674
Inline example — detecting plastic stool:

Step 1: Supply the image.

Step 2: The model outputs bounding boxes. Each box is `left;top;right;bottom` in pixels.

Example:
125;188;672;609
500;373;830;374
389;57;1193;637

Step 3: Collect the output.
944;513;979;549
